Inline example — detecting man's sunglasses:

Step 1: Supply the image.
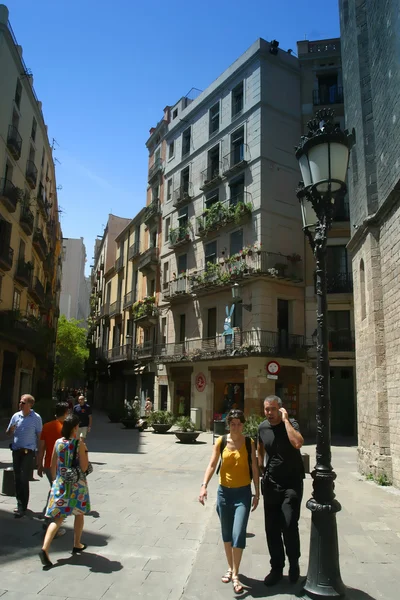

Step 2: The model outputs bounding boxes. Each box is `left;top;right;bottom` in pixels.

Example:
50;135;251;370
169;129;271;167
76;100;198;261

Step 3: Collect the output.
19;401;27;405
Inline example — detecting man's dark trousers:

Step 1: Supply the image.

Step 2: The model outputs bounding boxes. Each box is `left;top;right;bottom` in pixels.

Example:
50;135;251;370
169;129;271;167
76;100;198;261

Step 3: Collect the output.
263;480;303;571
12;450;34;512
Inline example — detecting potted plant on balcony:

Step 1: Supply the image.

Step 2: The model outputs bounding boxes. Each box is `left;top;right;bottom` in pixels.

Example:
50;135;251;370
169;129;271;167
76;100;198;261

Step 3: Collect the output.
174;416;200;443
254;242;262;255
121;398;140;429
148;410;175;433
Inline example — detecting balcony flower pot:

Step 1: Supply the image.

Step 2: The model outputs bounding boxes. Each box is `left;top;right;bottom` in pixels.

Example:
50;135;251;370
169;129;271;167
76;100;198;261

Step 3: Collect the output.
247;250;253;257
174;417;200;444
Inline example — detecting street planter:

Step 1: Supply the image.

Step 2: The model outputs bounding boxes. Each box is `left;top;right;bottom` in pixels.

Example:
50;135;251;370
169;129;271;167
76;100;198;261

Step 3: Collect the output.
174;431;200;443
152;423;172;434
121;418;137;429
108;412;123;423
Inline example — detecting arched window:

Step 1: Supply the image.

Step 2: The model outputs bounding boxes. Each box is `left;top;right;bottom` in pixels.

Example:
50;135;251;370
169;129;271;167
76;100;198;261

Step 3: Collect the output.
360;259;366;320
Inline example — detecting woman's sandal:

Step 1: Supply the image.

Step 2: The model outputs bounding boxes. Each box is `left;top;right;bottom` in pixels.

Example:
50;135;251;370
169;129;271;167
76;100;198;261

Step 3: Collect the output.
232;576;244;594
221;568;233;583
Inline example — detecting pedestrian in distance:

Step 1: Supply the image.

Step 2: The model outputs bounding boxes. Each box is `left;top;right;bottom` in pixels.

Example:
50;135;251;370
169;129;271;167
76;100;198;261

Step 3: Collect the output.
258;395;305;586
73;395;92;438
37;401;70;537
199;409;259;594
144;397;153;417
6;394;42;518
39;414;91;568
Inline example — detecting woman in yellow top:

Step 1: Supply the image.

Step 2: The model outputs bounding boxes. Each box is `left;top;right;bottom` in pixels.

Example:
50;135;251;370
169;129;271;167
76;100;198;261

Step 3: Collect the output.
199;409;259;594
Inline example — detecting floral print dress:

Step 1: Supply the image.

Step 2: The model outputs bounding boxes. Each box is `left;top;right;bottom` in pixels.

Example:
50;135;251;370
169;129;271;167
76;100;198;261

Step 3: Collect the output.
46;438;91;518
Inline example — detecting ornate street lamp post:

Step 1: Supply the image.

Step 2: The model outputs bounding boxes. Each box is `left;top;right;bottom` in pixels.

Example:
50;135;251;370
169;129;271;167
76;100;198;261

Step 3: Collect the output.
295;108;354;599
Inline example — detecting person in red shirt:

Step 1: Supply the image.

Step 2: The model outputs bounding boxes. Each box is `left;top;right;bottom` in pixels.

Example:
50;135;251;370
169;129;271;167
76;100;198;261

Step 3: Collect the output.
37;402;69;535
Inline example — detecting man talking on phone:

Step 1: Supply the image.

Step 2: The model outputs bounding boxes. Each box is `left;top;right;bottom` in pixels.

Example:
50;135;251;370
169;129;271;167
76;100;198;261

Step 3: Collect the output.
258;395;305;587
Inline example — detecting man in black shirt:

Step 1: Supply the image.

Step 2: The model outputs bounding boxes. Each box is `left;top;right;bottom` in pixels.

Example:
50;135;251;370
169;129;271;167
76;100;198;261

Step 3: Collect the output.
73;396;92;438
258;394;304;586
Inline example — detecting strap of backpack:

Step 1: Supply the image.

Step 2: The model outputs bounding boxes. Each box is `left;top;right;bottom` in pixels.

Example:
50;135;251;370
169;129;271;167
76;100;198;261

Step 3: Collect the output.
216;434;227;475
245;436;252;479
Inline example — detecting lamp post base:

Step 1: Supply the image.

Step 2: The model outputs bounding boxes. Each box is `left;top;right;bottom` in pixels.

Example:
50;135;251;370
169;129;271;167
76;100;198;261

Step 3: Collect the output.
301;501;347;599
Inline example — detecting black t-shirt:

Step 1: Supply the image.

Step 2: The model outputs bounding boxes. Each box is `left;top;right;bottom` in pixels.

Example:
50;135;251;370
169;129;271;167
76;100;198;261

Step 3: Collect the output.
258;419;305;487
73;403;92;427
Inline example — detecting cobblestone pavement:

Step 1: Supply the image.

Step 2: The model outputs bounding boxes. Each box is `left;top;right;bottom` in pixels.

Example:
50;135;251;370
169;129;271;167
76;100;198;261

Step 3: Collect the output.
0;412;399;599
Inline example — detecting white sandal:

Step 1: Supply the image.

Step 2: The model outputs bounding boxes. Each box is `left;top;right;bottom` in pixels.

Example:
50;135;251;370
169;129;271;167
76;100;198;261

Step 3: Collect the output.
221;568;233;583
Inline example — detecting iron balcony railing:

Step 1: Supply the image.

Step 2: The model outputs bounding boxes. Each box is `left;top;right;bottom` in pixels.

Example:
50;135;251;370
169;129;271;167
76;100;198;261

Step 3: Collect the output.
0;309;53;356
123;290;136;309
168;223;190;248
148;156;163;182
326;272;353;293
135;340;154;358
33;228;48;260
115;255;124;272
328;331;355;352
0;178;21;212
138;246;159;272
26;160;38;189
197;194;252;237
20;204;34;234
155;330;307;362
0;245;14;271
143;199;160;225
109;299;121;317
108;344;133;363
313;86;343;106
222;144;249;175
100;302;109;317
172;184;193;208
128;241;140;260
200;162;223;190
15;260;33;288
165;277;190;299
7;124;22;160
32;276;45;305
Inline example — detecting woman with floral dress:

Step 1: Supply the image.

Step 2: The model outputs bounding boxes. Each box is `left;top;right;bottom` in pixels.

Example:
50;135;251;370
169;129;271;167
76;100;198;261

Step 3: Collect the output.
39;414;91;568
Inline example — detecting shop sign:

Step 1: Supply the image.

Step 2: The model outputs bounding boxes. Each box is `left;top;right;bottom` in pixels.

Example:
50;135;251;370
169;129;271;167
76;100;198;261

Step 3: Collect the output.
195;372;206;392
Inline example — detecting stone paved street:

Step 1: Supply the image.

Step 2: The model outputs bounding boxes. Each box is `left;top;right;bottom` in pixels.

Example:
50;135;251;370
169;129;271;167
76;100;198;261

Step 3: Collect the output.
1;412;399;600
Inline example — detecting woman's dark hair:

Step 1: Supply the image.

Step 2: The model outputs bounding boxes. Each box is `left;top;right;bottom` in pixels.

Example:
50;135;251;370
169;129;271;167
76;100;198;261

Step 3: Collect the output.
55;402;69;418
226;409;245;425
61;414;80;439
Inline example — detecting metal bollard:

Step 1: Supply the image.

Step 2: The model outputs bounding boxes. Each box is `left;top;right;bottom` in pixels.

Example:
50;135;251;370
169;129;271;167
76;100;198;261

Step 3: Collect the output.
2;468;16;496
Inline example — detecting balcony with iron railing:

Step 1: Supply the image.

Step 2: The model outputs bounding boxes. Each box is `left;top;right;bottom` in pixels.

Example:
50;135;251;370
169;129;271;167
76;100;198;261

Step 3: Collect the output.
0;178;22;213
143;199;161;225
132;297;158;326
7;124;22;160
135;340;154;359
148;156;163;182
100;302;110;318
326;272;353;294
128;241;140;261
163;276;190;301
115;255;124;273
30;276;45;305
26;160;38;189
0;309;54;356
222;144;249;176
328;331;355;352
123;290;136;309
155;329;307;363
313;86;343;106
14;259;33;288
43;253;54;275
20;203;34;235
200;162;223;191
188;249;303;295
109;299;121;317
0;245;13;271
138;246;159;273
172;184;193;208
107;344;133;363
197;194;252;238
168;223;191;249
33;227;48;261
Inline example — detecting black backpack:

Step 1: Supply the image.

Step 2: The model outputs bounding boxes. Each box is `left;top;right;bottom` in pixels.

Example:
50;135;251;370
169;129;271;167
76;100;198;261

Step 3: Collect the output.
216;434;253;481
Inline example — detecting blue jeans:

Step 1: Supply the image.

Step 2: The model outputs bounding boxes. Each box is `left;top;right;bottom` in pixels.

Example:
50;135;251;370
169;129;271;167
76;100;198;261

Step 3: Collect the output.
216;485;252;549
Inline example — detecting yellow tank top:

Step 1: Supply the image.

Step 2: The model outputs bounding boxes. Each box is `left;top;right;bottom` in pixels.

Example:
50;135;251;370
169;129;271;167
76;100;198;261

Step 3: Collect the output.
217;435;253;488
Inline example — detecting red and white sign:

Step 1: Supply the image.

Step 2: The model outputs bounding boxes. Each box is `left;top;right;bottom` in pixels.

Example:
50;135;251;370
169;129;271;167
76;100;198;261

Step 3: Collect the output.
266;361;281;376
195;372;207;392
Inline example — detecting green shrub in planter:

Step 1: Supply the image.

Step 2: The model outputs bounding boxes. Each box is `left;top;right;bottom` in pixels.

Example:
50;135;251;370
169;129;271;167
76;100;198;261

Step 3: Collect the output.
148;410;175;426
243;414;264;439
175;416;196;432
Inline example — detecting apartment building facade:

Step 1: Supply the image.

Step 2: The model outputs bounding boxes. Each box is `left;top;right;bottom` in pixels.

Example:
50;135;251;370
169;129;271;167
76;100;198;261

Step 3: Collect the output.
340;0;400;484
155;39;310;431
59;237;90;323
297;38;356;436
0;5;62;411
